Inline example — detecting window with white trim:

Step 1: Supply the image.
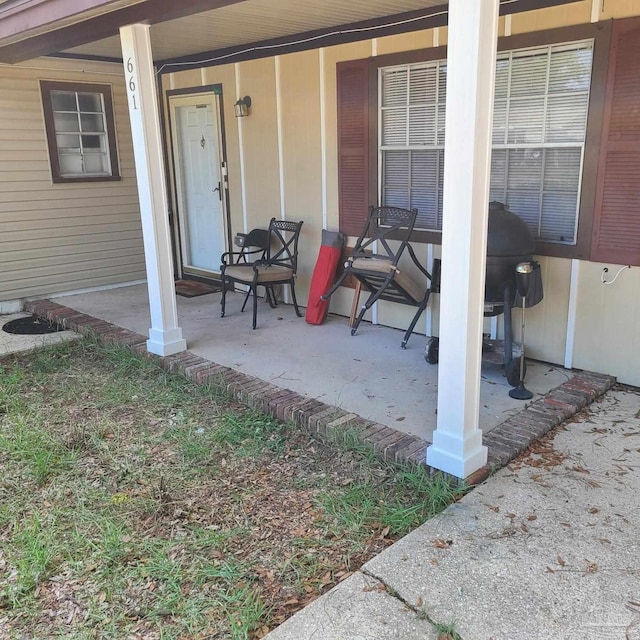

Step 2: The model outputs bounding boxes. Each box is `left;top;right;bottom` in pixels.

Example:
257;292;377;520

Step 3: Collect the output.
40;81;120;183
379;40;594;244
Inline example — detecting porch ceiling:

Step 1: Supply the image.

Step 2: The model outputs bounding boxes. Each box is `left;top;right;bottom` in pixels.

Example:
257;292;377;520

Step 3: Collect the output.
0;0;579;65
64;0;445;62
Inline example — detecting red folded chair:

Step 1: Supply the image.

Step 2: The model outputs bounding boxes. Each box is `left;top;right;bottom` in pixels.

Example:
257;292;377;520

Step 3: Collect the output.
305;229;345;325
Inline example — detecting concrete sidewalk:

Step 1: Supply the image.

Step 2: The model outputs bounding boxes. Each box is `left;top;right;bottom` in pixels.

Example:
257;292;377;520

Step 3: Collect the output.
268;386;640;640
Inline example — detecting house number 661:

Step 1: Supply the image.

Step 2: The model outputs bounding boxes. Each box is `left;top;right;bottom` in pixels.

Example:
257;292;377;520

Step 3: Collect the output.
126;58;138;110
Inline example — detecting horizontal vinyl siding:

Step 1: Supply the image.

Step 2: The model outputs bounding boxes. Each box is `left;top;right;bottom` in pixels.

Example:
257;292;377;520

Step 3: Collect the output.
0;58;145;302
0;241;144;265
0;197;141;214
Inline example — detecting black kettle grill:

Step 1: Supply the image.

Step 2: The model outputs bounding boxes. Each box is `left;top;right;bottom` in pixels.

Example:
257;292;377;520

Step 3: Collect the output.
425;201;543;387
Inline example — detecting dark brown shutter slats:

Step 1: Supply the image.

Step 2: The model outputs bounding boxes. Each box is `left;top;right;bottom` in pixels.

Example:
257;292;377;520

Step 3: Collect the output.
591;18;640;265
337;59;370;237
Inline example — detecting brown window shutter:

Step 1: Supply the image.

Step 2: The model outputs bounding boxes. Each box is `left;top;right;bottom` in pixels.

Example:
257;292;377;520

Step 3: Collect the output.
337;59;370;237
591;18;640;265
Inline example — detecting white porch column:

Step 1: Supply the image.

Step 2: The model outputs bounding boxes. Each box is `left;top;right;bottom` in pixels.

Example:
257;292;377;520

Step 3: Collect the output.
119;23;186;356
426;0;499;478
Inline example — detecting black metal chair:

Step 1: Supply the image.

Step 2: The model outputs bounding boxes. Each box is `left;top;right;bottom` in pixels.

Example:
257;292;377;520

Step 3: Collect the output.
220;218;304;329
231;228;274;308
322;206;439;348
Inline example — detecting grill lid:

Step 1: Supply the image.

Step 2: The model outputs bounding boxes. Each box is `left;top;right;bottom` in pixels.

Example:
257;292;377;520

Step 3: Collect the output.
487;201;535;257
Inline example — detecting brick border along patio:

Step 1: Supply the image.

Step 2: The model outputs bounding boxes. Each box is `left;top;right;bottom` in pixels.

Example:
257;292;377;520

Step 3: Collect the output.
25;299;615;484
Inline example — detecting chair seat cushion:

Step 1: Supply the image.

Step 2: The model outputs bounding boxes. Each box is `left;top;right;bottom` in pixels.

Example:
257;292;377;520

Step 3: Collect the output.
351;257;394;274
350;257;425;304
225;264;294;283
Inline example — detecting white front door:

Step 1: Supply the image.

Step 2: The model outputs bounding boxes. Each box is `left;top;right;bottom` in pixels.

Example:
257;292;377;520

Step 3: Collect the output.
170;93;228;276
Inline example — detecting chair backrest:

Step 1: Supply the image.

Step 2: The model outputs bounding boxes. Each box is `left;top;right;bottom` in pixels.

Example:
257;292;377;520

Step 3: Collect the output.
243;228;270;250
235;228;270;264
352;206;418;266
267;218;304;272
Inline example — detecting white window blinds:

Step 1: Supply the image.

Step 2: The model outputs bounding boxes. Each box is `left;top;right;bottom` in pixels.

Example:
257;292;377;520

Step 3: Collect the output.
380;62;446;231
380;40;593;243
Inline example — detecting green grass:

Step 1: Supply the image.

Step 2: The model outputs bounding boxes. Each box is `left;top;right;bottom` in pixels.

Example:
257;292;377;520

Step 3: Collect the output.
317;468;460;539
0;418;77;485
320;427;465;539
7;513;60;604
0;338;463;639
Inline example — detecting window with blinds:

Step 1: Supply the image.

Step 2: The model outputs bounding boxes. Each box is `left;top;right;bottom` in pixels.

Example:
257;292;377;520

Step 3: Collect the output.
379;40;594;243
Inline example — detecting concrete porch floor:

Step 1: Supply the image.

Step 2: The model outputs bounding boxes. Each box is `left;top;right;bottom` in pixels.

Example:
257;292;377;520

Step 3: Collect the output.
54;283;571;442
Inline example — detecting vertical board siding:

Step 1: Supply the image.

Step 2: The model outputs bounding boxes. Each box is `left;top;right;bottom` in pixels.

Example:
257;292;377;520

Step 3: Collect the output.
237;58;281;231
0;59;145;302
511;0;591;33
573;260;640;385
279;49;323;296
601;0;640;19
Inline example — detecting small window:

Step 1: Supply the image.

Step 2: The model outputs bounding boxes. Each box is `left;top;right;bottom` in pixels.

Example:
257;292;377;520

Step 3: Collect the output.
40;81;120;183
379;40;594;245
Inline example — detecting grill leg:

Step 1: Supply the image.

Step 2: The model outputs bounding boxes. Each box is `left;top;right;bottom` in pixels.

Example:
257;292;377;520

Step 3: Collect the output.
503;285;513;371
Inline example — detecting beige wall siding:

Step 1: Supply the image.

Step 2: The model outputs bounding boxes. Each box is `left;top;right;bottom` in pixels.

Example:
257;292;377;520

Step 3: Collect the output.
168;69;202;90
513;256;572;363
161;0;640;384
0;57;144;302
238;58;281;231
511;0;591;33
572;262;640;385
376;28;434;55
278;50;323;295
601;0;639;19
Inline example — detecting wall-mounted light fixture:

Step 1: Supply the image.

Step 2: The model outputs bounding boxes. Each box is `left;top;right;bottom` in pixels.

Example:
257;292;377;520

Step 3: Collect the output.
234;96;251;117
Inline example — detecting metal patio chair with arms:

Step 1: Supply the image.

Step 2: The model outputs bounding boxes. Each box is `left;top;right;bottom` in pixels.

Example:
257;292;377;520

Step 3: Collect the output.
220;218;304;329
231;227;274;308
321;205;439;348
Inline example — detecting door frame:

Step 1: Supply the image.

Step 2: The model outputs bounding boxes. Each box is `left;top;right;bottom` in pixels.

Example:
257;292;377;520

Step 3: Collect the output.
166;84;232;279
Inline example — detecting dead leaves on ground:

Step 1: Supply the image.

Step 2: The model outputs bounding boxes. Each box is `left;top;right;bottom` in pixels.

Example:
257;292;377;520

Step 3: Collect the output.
509;437;568;473
433;539;453;549
546;558;599;576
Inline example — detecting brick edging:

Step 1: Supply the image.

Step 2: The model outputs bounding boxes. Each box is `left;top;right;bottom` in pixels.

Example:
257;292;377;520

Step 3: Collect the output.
25;299;429;468
25;299;615;484
466;369;617;485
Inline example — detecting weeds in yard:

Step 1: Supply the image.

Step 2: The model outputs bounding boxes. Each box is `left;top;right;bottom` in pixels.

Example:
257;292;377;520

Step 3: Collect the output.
214;411;288;456
433;620;463;640
0;338;462;639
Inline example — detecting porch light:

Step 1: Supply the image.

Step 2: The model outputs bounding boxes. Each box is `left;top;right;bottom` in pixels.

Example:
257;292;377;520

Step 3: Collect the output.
234;96;251;117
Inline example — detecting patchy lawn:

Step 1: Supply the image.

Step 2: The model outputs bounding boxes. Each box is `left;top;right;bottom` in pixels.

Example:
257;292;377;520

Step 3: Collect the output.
0;339;461;639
